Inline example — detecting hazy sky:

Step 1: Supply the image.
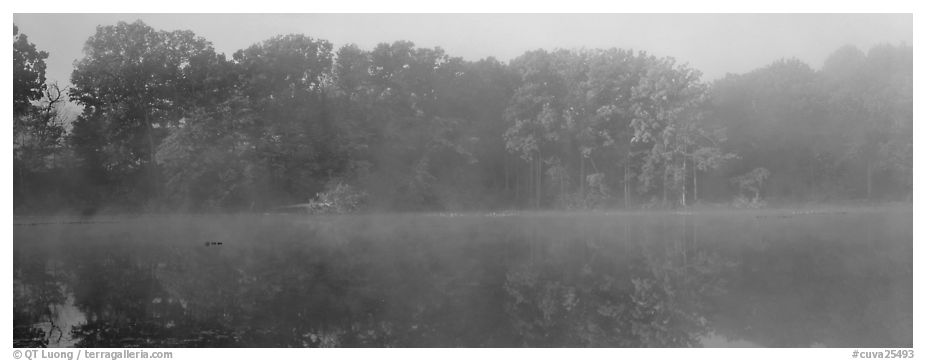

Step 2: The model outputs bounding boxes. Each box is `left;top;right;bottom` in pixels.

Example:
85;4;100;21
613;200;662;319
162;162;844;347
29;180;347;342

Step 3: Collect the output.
12;13;913;87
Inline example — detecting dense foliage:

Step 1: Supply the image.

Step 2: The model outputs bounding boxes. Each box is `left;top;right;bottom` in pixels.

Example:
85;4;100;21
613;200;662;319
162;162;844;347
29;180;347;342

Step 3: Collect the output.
12;21;912;213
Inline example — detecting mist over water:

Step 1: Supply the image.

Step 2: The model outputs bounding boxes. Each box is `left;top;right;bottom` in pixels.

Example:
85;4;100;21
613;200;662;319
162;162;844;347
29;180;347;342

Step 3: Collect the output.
11;13;913;351
13;207;912;347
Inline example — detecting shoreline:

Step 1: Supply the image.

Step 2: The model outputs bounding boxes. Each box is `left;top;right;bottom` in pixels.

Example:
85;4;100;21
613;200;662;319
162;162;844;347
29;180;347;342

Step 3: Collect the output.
12;201;913;224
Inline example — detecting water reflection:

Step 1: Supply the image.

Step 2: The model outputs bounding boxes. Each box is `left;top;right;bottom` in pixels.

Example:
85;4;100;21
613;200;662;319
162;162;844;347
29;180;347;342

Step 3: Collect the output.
13;210;912;347
501;217;733;347
13;255;65;348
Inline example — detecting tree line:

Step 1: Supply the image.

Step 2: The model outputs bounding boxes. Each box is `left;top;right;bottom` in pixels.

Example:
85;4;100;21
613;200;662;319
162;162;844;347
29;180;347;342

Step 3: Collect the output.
12;21;912;213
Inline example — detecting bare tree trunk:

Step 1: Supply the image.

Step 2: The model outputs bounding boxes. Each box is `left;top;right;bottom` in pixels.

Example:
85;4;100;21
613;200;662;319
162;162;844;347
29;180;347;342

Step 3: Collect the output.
681;156;687;208
866;160;872;200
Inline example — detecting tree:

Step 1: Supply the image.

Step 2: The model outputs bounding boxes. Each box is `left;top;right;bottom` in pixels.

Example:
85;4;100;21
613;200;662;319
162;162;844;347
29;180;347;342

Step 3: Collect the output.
844;44;911;199
440;57;519;206
712;58;827;201
16;18;911;212
689;143;737;204
233;34;333;104
14;83;67;169
155;97;257;209
732;167;770;202
154;33;351;209
333;43;372;97
231;34;341;204
819;44;911;200
572;49;652;208
504;50;569;208
70;20;224;205
13;24;48;117
630;57;711;207
330;41;487;210
13;25;68;208
14;83;68;207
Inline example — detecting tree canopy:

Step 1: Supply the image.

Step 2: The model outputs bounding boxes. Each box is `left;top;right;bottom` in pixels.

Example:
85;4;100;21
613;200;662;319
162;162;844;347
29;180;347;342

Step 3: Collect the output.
12;21;913;213
13;25;48;117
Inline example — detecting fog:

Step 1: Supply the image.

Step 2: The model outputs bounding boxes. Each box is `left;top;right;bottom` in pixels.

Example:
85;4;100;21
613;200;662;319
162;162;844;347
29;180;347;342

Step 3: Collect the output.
13;209;914;347
12;13;914;350
13;15;913;213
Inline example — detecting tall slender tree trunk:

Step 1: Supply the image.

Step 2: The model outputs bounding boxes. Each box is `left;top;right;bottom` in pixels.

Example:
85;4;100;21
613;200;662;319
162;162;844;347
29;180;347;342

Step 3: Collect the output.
693;168;698;204
866;160;872;200
681;156;687;208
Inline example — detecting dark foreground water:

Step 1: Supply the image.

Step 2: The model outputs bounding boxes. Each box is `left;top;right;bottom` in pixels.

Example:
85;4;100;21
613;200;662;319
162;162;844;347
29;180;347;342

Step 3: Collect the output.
13;208;912;347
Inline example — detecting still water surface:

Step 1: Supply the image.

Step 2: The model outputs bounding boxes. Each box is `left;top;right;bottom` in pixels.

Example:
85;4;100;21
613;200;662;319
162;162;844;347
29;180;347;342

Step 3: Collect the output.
13;208;912;347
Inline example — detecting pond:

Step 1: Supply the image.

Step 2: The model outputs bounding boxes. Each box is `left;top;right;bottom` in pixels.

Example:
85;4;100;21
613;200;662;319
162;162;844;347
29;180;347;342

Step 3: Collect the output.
13;207;912;347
